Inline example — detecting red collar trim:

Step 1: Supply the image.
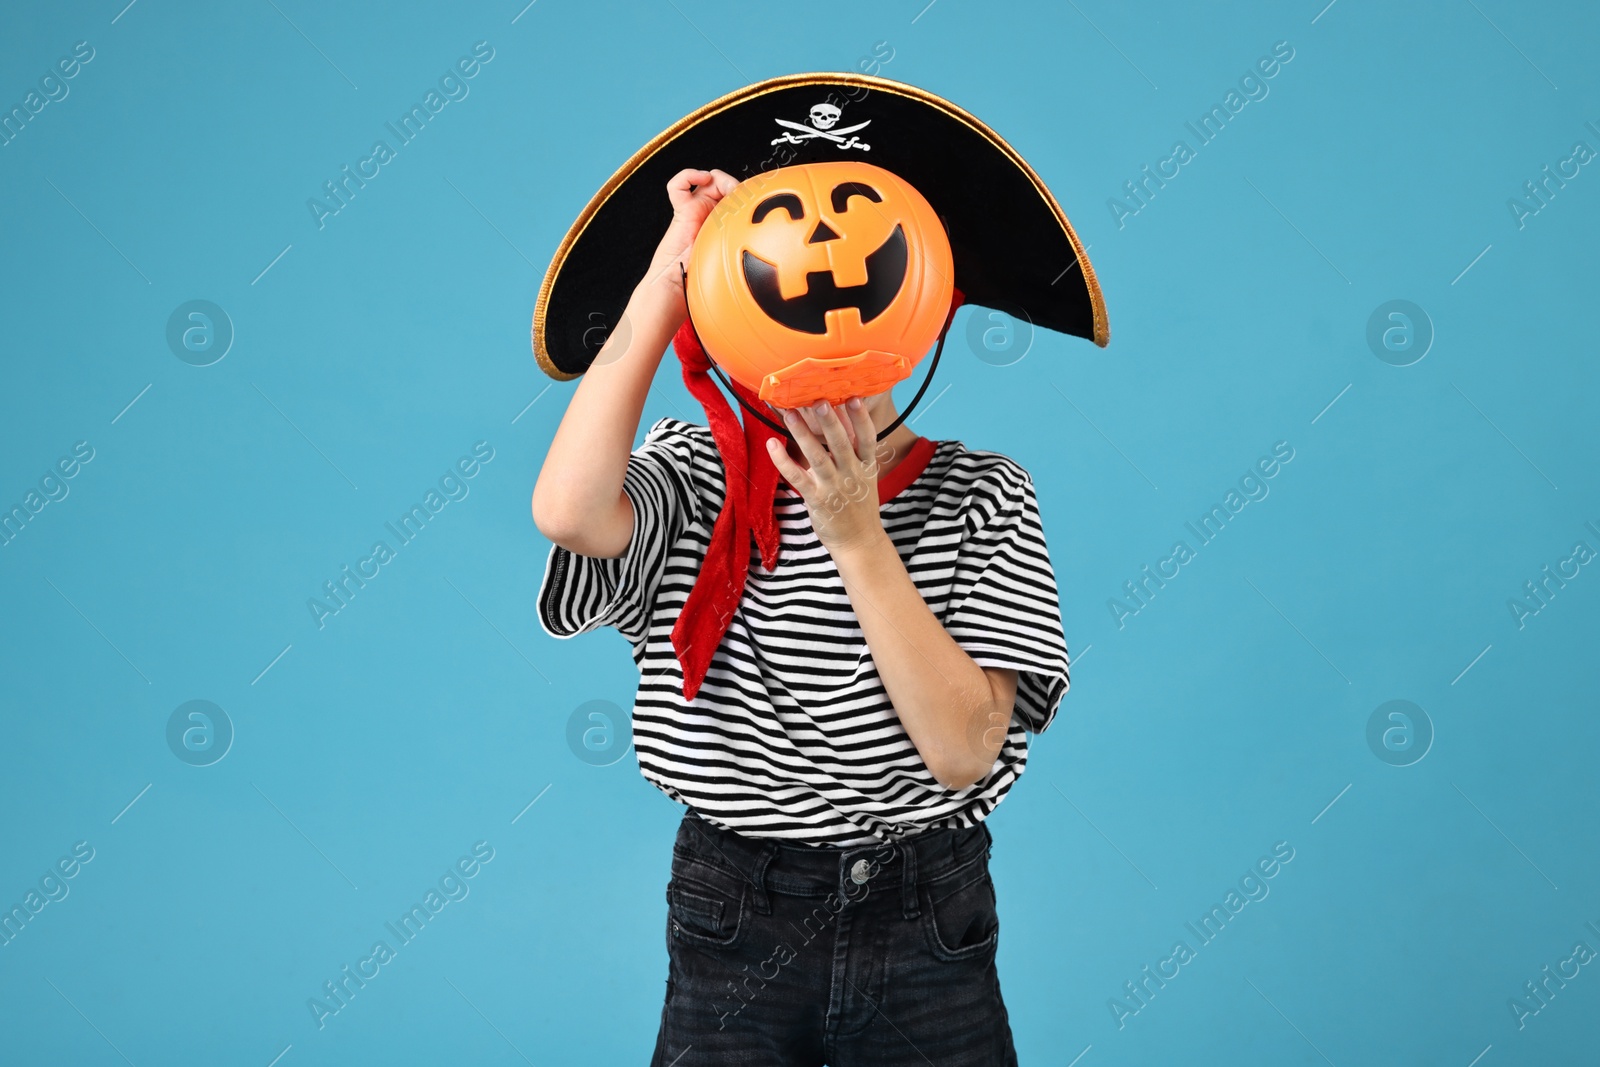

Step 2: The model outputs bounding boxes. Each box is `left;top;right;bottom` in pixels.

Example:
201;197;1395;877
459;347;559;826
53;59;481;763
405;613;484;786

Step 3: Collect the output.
776;436;937;503
877;436;937;504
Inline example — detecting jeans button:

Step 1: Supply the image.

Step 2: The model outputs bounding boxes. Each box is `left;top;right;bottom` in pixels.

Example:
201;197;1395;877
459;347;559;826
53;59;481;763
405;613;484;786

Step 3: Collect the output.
849;858;871;884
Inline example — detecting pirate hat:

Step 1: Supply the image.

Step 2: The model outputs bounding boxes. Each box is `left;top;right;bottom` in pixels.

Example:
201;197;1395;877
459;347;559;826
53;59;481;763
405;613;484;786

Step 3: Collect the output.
531;71;1108;381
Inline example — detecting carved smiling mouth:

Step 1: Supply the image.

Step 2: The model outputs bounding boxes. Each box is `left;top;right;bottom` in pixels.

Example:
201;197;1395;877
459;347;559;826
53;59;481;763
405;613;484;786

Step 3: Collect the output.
740;224;908;335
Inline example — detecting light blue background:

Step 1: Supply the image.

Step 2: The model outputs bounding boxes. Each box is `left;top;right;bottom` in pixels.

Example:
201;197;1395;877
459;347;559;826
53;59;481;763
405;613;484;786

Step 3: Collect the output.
2;1;1597;1063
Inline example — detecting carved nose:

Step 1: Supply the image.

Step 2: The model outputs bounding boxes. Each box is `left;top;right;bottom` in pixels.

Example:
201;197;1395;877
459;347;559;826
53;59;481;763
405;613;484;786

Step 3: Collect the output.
807;220;840;244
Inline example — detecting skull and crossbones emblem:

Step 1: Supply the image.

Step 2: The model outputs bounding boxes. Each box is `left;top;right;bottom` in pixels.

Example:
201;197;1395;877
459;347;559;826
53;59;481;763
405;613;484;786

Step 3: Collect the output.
771;100;872;151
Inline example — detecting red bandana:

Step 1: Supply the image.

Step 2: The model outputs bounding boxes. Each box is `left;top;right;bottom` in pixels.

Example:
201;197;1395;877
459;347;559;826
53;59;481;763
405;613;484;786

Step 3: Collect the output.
668;288;965;701
668;317;783;701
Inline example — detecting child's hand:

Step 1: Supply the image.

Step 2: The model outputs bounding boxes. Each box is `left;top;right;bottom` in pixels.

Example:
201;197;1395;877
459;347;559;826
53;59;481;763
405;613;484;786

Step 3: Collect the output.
765;398;890;557
641;167;739;295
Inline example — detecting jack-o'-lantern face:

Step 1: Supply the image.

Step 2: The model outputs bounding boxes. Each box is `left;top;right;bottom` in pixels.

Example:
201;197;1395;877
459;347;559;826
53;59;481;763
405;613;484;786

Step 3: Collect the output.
686;160;953;409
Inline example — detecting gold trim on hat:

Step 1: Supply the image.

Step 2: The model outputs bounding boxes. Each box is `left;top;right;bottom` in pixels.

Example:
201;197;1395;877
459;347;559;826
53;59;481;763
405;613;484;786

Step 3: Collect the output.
532;71;1109;381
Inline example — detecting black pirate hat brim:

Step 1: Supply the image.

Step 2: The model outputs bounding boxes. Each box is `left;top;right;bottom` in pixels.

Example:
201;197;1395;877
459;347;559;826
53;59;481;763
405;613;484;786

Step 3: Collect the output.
532;71;1108;380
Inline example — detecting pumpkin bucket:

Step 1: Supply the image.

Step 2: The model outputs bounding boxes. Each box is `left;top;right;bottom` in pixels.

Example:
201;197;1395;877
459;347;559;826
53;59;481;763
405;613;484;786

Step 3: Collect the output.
684;161;954;411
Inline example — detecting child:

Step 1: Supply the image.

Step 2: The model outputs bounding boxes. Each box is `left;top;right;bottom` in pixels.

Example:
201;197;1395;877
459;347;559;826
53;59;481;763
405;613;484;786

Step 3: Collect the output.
529;73;1105;1067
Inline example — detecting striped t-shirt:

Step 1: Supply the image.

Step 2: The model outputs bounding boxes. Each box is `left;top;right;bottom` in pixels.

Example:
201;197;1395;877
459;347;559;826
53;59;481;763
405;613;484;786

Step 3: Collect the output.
537;416;1070;847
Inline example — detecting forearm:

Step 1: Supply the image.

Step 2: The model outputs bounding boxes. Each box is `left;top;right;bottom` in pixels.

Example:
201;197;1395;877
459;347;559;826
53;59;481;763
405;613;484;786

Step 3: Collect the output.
535;167;741;553
832;530;1002;790
532;277;683;545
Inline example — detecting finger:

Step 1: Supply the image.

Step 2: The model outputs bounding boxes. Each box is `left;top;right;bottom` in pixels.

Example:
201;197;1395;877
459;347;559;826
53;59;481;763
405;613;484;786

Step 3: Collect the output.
782;407;833;474
707;168;740;197
667;167;709;193
764;436;810;497
692;168;730;199
845;397;875;466
812;401;859;474
666;168;712;207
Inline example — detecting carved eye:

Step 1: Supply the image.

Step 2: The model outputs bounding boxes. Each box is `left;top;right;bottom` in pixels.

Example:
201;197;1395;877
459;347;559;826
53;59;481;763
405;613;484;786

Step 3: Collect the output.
752;193;804;223
830;182;882;212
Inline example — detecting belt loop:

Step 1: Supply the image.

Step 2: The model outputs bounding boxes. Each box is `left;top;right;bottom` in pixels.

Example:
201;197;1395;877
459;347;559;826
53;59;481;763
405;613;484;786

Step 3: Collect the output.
750;842;777;916
900;836;919;920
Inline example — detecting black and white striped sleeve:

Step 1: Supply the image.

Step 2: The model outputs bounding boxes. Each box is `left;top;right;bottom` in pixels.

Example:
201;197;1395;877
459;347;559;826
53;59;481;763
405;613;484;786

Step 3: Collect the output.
536;418;701;643
942;463;1071;734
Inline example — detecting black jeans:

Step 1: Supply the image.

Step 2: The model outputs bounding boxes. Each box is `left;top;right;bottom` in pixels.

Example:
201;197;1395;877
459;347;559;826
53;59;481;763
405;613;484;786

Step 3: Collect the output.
650;807;1018;1066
